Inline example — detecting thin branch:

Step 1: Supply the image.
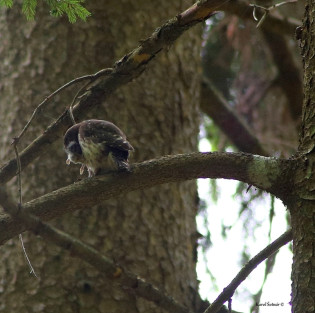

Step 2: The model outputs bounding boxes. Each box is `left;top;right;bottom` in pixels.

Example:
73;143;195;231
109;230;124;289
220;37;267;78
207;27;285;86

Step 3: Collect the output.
68;80;93;125
32;218;192;313
16;68;114;142
19;234;38;278
203;229;293;313
249;1;298;28
200;79;269;156
0;190;192;313
0;0;300;186
12;142;38;277
0;0;223;185
221;1;301;36
14;74;97;144
0;0;300;184
0;152;294;245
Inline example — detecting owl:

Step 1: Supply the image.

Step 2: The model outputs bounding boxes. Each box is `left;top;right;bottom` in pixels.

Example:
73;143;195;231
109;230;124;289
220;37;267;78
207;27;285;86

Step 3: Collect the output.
64;120;134;177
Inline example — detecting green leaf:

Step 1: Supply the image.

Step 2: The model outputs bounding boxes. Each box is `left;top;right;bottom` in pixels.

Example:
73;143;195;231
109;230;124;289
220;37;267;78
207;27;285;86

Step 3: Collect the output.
22;0;37;20
72;4;91;22
0;0;13;8
47;0;91;23
2;0;91;22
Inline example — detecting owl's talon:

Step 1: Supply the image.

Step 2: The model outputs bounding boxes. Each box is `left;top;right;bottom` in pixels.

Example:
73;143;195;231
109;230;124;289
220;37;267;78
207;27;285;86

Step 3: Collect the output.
80;164;85;175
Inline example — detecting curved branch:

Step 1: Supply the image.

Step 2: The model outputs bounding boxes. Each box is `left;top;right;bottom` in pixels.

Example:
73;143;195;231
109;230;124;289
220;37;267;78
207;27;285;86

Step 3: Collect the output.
0;175;238;313
1;187;239;313
0;0;301;185
204;229;293;313
0;0;223;185
221;1;301;36
0;187;192;313
0;152;294;245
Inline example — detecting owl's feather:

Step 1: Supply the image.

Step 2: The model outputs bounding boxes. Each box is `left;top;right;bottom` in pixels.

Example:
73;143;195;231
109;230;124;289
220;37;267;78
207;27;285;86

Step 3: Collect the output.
64;120;133;177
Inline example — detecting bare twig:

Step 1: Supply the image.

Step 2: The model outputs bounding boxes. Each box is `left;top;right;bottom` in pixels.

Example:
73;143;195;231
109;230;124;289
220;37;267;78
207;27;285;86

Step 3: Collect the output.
250;0;297;11
19;234;38;277
12;142;38;278
32;215;193;313
203;229;293;313
0;0;300;185
15;74;95;144
68;80;92;125
0;0;218;184
221;1;300;36
0;188;192;313
17;68;114;140
67;68;113;125
249;1;298;28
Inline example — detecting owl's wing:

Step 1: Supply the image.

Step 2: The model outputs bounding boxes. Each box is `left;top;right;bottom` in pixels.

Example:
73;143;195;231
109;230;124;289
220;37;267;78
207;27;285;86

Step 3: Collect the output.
79;120;134;152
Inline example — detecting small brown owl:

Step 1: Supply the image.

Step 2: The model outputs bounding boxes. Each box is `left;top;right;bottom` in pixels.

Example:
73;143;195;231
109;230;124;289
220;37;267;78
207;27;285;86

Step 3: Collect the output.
64;120;134;177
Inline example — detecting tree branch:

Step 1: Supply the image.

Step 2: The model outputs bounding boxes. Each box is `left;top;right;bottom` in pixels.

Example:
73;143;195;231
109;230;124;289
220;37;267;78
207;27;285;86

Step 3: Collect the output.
0;0;301;185
1;187;291;313
14;72;108;144
0;188;193;313
200;79;269;156
221;0;301;36
0;152;294;245
0;0;223;185
0;185;241;313
204;229;293;313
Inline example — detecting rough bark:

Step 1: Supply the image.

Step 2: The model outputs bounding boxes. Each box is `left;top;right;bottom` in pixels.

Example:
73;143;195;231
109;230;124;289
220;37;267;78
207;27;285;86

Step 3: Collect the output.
0;152;295;246
0;1;311;312
0;0;223;185
0;2;201;313
289;1;315;312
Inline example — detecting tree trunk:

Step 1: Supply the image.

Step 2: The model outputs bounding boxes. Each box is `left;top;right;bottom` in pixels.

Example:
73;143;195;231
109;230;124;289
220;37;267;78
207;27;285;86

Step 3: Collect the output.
0;2;201;312
289;1;315;312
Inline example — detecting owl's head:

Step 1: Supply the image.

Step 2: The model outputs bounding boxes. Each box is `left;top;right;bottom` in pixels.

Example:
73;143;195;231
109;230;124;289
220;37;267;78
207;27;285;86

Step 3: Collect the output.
64;123;85;165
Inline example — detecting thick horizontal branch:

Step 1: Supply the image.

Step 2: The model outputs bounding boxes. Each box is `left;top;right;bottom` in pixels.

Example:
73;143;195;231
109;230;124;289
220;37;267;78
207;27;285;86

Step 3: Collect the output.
0;184;236;313
0;0;223;185
0;0;300;186
0;152;294;245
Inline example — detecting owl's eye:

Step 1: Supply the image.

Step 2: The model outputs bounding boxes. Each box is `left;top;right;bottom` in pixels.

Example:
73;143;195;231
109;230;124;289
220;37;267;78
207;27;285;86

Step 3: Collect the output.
68;141;82;155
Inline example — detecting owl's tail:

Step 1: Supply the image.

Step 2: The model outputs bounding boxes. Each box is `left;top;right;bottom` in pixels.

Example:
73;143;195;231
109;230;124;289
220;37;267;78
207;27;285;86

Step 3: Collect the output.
109;149;131;172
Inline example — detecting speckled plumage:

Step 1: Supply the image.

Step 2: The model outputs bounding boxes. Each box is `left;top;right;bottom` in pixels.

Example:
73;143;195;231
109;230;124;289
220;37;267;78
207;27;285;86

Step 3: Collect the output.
64;120;134;177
